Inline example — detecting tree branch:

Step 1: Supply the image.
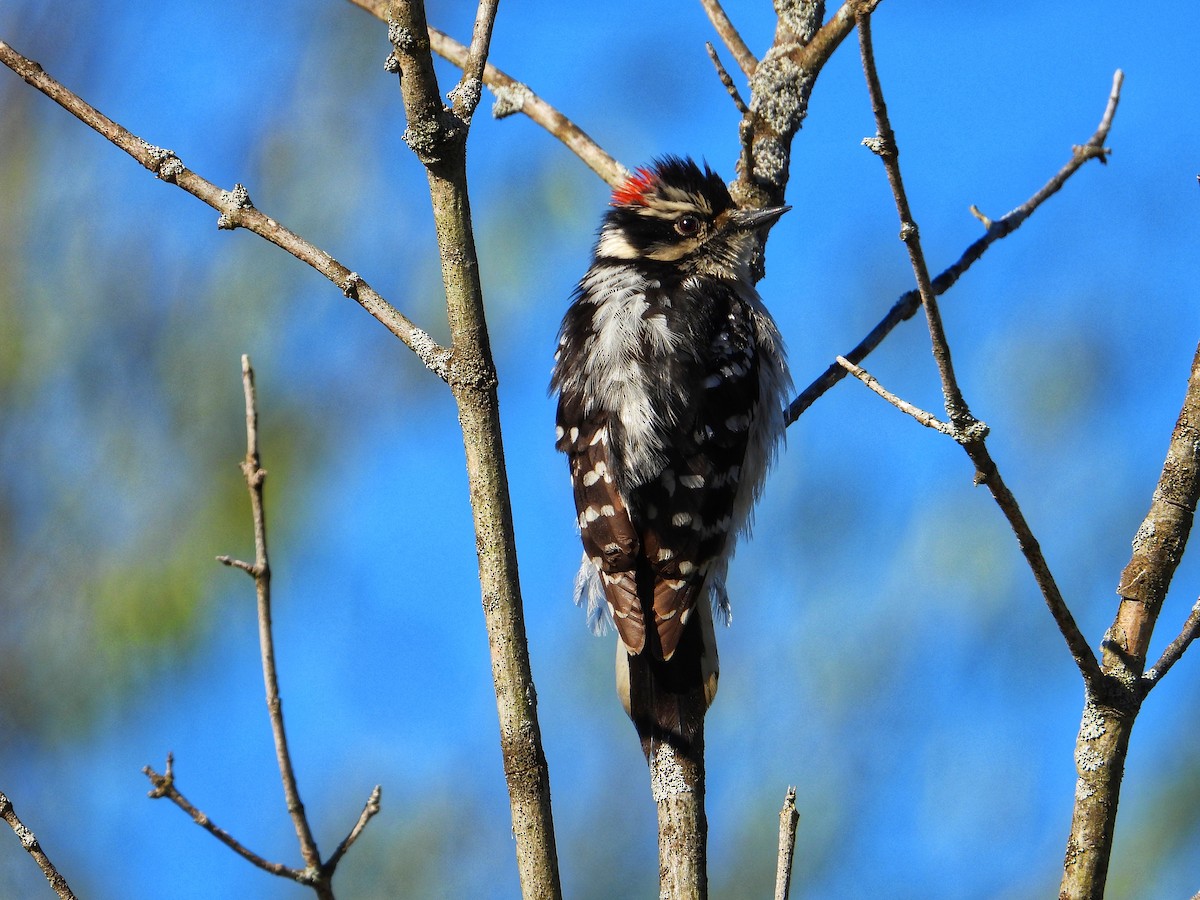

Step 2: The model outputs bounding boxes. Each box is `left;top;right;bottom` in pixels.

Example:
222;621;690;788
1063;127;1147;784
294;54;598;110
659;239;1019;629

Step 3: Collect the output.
773;786;800;900
787;69;1124;422
1060;342;1200;899
699;0;759;77
386;3;562;896
455;0;500;119
143;753;307;883
324;785;384;873
836;356;953;435
348;0;628;186
857;17;969;426
0;790;77;900
0;39;452;381
145;359;381;898
1144;593;1200;686
854;14;1102;686
650;739;708;900
705;42;750;117
223;355;324;876
1108;340;1200;687
731;0;883;211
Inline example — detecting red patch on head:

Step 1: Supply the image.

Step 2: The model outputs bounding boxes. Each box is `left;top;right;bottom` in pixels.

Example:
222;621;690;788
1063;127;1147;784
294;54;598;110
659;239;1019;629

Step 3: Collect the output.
611;167;659;207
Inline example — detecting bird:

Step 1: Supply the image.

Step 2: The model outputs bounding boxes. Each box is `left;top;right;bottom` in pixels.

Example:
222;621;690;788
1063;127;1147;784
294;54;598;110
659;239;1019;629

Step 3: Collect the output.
550;156;791;753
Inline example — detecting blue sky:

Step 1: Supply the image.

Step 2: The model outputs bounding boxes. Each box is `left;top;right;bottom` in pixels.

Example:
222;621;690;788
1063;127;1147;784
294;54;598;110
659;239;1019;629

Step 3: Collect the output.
2;1;1199;898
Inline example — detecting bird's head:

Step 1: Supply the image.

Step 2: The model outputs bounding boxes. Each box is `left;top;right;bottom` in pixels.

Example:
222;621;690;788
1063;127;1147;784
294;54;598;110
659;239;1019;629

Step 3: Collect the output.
597;156;788;279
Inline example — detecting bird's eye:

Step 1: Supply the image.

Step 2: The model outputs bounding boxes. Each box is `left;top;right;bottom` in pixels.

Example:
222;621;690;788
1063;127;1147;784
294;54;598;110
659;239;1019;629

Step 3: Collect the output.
675;214;701;237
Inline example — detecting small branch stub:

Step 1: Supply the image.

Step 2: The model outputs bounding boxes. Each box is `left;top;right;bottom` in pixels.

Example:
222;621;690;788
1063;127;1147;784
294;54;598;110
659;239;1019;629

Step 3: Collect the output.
969;204;993;230
491;82;532;119
774;786;800;900
342;272;363;299
861;134;891;157
142;143;184;182
217;183;254;230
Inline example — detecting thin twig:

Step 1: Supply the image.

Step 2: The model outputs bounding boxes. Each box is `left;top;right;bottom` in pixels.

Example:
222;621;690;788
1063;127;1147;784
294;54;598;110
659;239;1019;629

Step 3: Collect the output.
346;0;628;186
227;355;324;874
143;754;305;882
705;42;750;116
787;68;1124;423
0;40;452;382
854;14;1102;687
699;0;758;76
0;790;78;900
1144;595;1200;686
147;360;380;897
706;39;756;184
971;441;1102;684
773;786;800;900
857;16;968;426
456;0;500;118
836;357;953;435
325;785;384;873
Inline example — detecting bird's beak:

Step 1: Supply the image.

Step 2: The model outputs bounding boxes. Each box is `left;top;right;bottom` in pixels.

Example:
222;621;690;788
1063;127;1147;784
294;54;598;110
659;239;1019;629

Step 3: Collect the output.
729;204;790;232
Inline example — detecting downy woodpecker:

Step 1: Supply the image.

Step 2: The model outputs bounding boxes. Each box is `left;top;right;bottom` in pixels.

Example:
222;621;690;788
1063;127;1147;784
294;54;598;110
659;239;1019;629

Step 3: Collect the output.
551;156;791;749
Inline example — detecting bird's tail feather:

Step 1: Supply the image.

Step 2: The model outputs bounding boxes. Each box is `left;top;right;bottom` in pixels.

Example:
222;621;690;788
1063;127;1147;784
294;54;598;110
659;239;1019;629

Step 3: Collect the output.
617;601;718;760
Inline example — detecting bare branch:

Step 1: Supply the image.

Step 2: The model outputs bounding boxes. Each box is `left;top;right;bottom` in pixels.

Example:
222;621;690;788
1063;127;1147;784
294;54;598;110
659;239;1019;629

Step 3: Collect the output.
968;204;993;229
773;786;800;900
1061;345;1200;898
1114;340;1200;690
705;39;755;180
217;554;258;576
788;69;1124;422
228;355;324;874
452;0;500;120
649;739;708;899
143;754;305;883
1144;594;1200;686
386;3;563;895
325;785;384;873
699;0;759;77
0;790;78;900
857;16;969;426
0;39;452;381
732;0;885;211
792;0;885;77
971;441;1102;683
347;0;628;186
144;360;380;898
705;42;750;116
836;357;953;435
853;15;1102;687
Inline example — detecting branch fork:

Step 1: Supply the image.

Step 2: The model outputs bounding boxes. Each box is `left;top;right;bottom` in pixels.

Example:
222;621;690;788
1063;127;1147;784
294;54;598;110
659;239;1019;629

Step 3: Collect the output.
141;358;381;898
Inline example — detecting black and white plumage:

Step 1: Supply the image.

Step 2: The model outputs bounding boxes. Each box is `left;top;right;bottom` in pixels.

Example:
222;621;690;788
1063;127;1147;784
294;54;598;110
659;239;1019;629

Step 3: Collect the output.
551;157;790;738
